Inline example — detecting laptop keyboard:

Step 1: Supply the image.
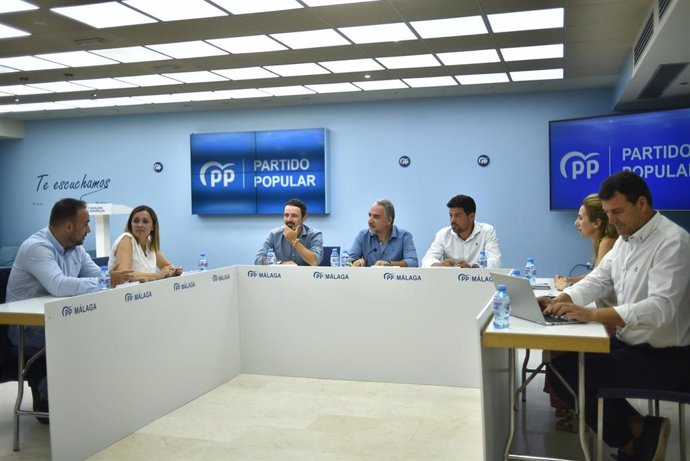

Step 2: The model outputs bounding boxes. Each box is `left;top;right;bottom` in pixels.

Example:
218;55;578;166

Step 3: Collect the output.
544;314;580;324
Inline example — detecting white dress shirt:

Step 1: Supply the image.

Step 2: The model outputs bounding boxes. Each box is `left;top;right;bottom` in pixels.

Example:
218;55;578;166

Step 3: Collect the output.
565;212;690;347
422;222;502;268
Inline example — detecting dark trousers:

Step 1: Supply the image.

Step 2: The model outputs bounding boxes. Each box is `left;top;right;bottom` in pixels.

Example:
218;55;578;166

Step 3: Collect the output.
547;337;690;447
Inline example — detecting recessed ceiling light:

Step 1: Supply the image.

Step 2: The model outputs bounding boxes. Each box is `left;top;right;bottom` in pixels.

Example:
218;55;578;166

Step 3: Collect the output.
0;84;52;95
51;2;157;29
318;58;383;73
410;16;487;39
27;81;93;93
63;97;143;108
135;93;198;104
436;49;500;66
510;68;563;81
68;78;138;90
488;7;564;33
212;67;279;80
403;76;457;88
162;71;228;83
260;85;315;96
339;23;415;44
214;88;270;99
115;74;185;87
1;102;72;113
455;73;509;85
270;29;350;49
0;1;38;14
0;56;65;71
90;46;172;63
352;79;408;90
303;0;377;5
185;91;232;101
35;51;119;67
376;54;439;69
501;44;563;62
123;0;227;21
0;22;30;39
305;82;361;93
207;35;287;54
208;0;303;15
146;41;226;59
263;63;330;77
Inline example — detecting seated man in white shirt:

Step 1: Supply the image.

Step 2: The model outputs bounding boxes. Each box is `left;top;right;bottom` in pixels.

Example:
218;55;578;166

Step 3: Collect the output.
542;171;690;460
421;194;501;268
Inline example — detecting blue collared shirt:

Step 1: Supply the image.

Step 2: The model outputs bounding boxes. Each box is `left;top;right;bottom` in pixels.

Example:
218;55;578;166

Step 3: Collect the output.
254;224;324;266
6;227;101;302
348;225;418;267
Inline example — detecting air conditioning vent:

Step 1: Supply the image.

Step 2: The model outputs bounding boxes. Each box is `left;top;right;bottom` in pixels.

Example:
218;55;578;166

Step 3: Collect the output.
633;13;654;66
659;0;671;19
638;63;688;99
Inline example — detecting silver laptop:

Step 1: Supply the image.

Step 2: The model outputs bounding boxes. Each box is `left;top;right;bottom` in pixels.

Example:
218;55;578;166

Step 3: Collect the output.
490;272;582;326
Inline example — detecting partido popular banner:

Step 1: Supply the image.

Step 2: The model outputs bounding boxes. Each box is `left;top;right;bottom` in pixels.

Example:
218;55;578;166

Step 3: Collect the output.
549;108;690;210
190;128;328;215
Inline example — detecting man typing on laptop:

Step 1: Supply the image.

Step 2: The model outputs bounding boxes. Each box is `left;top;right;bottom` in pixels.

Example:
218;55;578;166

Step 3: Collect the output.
540;171;690;461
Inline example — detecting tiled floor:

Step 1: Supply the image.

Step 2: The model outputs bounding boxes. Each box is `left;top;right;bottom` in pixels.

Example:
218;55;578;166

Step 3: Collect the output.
1;369;687;460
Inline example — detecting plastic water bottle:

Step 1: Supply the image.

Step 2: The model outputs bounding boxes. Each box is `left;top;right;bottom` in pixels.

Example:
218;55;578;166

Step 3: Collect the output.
510;268;521;277
493;284;511;329
525;258;537;286
98;266;110;291
198;252;208;271
330;247;340;267
340;250;350;267
477;249;488;268
266;248;276;265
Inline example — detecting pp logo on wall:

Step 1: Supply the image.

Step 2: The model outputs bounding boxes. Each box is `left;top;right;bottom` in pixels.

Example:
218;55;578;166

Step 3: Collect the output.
191;128;328;214
549;109;690;210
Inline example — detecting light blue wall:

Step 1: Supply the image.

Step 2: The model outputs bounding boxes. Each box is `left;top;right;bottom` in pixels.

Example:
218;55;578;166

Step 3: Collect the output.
1;88;688;276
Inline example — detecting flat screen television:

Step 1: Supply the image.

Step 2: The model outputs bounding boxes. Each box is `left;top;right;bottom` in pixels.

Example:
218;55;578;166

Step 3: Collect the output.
190;128;328;215
549;108;690;210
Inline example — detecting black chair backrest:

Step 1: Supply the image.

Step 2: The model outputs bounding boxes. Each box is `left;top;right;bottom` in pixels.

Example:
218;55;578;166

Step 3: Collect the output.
0;267;10;304
92;256;109;268
320;246;341;266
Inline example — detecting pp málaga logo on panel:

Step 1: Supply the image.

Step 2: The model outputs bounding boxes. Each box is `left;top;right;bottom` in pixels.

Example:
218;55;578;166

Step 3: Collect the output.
190;128;328;215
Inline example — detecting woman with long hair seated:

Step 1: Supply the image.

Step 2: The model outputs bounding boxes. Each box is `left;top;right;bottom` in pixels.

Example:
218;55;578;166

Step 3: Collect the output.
547;193;618;431
554;193;618;290
109;205;182;281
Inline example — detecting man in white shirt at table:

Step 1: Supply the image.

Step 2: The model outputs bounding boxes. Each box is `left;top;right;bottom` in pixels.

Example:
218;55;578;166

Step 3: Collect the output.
6;198;132;423
422;194;501;268
542;171;690;461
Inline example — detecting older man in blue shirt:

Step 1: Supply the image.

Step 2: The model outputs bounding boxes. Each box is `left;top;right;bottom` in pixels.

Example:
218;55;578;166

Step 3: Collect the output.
348;199;418;267
7;198;131;422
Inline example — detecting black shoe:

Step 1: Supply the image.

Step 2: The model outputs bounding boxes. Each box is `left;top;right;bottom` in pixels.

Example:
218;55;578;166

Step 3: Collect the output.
635;416;669;461
30;386;49;425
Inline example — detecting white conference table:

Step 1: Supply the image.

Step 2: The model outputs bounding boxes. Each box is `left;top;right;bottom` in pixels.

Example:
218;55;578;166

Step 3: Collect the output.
479;292;610;461
2;265;504;461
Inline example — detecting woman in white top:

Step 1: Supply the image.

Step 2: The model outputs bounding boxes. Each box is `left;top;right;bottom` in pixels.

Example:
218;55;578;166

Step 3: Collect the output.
109;205;182;280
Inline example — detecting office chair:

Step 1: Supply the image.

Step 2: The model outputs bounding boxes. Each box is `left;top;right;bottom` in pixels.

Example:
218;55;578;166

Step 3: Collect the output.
319;246;340;266
596;387;690;461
